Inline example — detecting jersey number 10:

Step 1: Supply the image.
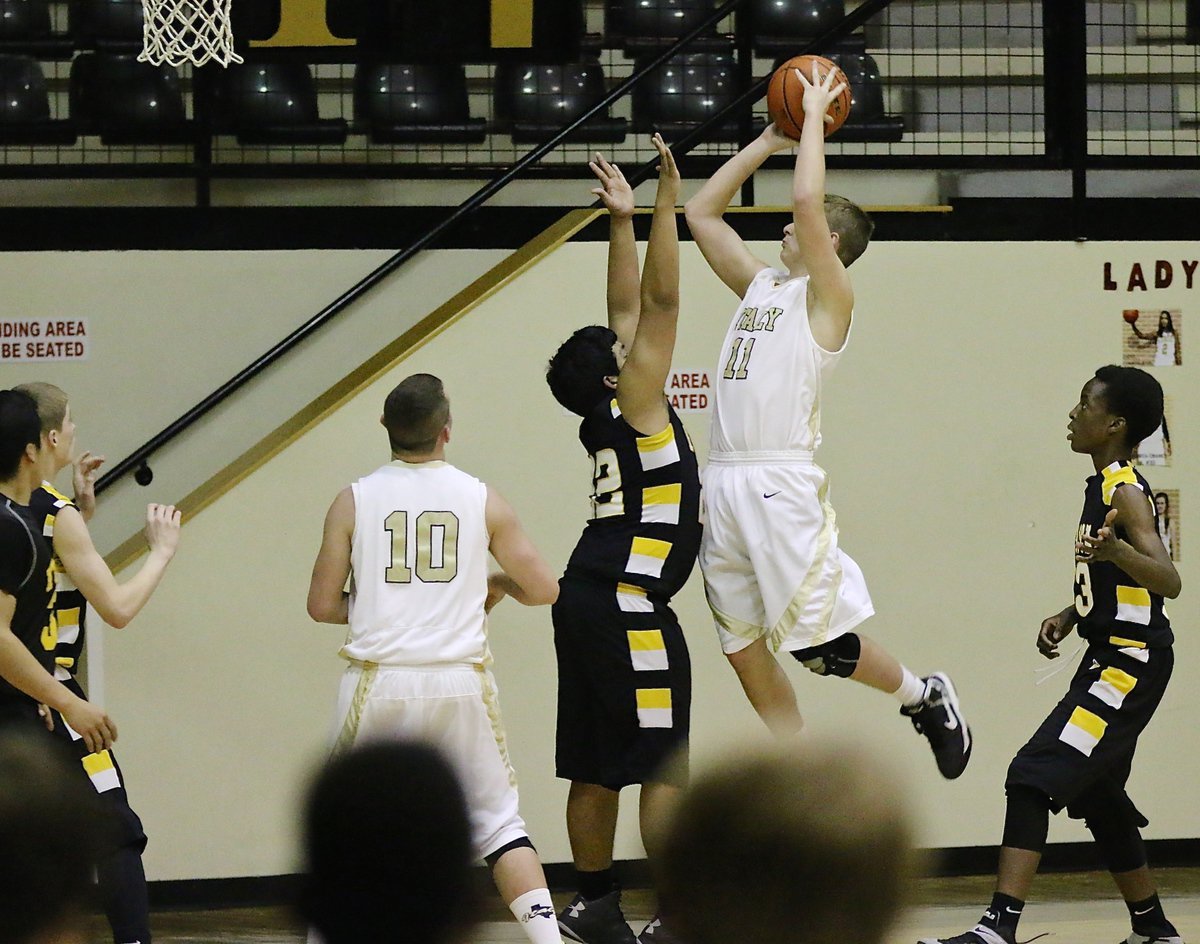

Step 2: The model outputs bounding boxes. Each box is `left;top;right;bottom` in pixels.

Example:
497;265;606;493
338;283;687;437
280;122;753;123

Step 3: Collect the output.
384;510;460;584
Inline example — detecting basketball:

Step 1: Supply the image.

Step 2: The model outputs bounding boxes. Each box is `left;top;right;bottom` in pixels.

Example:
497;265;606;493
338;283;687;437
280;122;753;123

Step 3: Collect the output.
1123;309;1140;324
767;54;852;140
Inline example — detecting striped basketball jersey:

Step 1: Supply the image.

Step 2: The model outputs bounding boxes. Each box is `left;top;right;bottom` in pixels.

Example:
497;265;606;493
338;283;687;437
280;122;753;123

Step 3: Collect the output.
29;484;86;682
0;496;55;705
346;460;491;666
564;399;701;602
710;268;847;456
1074;461;1173;649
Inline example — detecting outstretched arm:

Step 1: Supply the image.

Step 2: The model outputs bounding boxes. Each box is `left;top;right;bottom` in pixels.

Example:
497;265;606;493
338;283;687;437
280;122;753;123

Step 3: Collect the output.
485;486;558;608
307;488;354;624
590;154;640;349
618;134;680;436
53;503;180;629
684;125;791;296
792;62;854;352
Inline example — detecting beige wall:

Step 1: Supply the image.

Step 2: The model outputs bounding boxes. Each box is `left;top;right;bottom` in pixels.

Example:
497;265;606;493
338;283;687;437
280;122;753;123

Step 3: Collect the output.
74;238;1200;879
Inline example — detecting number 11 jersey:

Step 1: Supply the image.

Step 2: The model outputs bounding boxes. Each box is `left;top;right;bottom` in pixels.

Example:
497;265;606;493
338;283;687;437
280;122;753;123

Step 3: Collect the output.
710;268;847;456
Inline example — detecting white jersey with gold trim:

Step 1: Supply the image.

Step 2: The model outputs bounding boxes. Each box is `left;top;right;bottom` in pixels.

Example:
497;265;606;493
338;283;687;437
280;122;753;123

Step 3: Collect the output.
710;267;848;456
345;460;490;666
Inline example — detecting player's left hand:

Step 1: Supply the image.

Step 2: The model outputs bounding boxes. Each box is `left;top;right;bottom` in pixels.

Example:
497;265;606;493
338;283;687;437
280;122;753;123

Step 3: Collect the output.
589;153;635;219
485;573;508;613
651;132;680;196
72;451;105;522
37;703;54;733
1076;508;1121;562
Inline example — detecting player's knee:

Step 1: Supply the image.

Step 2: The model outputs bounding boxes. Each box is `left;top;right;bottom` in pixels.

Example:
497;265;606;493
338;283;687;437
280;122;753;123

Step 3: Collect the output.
483;836;535;869
790;633;861;678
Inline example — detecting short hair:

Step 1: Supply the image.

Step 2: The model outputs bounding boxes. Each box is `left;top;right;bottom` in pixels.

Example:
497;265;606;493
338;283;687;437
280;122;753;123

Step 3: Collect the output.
0;390;42;481
656;743;913;944
299;740;477;944
11;382;68;436
826;194;874;267
0;728;104;944
1093;365;1163;448
546;326;619;417
382;374;450;455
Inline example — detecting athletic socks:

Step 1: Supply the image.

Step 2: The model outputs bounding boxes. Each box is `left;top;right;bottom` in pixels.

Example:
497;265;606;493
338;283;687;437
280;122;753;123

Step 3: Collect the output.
978;892;1024;941
1127;893;1178;937
895;666;926;707
577;866;617;901
509;888;562;944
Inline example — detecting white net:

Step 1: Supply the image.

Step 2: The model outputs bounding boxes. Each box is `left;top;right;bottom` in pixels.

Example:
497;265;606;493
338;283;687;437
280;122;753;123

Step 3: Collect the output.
138;0;243;67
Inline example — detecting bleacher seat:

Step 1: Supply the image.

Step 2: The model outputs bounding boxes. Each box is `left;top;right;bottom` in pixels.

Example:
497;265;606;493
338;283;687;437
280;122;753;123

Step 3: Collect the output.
494;62;626;144
353;63;486;144
747;0;846;56
213;62;348;146
70;0;143;52
631;52;744;141
0;54;74;142
825;43;904;141
607;0;729;54
0;0;72;56
69;52;192;144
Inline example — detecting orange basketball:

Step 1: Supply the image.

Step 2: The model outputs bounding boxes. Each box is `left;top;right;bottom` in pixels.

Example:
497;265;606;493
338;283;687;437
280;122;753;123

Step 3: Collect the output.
1123;309;1140;324
767;54;852;140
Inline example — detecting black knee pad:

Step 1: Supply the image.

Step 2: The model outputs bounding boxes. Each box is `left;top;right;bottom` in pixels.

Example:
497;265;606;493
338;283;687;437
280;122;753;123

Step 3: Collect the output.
1002;784;1052;852
484;836;534;868
1069;784;1149;873
790;633;861;678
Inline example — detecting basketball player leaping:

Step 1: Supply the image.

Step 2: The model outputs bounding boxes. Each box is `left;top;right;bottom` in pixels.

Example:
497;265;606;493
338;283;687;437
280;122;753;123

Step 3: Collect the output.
546;135;701;944
307;374;565;944
683;62;971;773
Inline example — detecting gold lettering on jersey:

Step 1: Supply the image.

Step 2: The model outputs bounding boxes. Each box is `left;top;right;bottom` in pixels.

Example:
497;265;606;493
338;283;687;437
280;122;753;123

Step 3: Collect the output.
415;512;459;583
733;306;784;332
252;0;355;48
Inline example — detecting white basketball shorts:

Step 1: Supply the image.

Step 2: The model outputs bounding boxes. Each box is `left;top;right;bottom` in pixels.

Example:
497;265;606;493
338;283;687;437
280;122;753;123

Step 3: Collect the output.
331;662;528;859
699;453;874;655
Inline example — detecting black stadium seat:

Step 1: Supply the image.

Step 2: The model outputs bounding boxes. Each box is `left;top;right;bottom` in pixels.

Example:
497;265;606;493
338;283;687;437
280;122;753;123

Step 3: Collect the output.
608;0;729;53
825;40;904;142
0;0;72;56
69;52;192;144
747;0;846;56
213;62;348;146
0;54;75;142
632;52;744;141
70;0;143;52
494;62;626;144
354;63;486;144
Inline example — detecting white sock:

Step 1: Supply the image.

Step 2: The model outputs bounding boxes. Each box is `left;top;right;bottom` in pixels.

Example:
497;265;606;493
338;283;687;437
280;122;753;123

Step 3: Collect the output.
510;888;562;944
895;666;926;707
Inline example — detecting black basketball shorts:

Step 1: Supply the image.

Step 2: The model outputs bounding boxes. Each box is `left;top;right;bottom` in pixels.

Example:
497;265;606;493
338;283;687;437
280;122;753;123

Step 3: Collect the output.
1006;641;1173;818
553;576;691;790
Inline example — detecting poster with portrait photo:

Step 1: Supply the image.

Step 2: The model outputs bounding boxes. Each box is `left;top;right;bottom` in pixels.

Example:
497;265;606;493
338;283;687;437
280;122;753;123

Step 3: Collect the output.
1122;308;1183;367
1133;395;1172;468
1151;488;1180;561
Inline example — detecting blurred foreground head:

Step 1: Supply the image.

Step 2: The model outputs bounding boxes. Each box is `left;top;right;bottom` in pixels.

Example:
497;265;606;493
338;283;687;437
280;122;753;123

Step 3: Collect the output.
656;741;915;944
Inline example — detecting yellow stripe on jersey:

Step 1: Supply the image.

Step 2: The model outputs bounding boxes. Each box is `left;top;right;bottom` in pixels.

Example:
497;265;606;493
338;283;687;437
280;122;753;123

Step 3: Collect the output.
1115;585;1151;625
1109;635;1146;649
610;398;621;418
636;687;673;728
636;425;680;471
1089;666;1138;709
1101;462;1139;505
627;537;672;579
616;582;653;613
82;749;121;793
41;482;72;503
642;483;681;525
1059;706;1107;756
627;630;668;671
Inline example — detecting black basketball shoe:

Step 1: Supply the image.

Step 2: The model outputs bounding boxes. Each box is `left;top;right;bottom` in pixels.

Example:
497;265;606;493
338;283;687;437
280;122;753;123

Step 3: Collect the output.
559;890;638;944
917;924;1014;944
901;672;972;779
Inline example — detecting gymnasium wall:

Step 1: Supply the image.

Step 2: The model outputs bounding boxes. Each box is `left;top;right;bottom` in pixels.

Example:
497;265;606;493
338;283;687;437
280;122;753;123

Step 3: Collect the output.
12;236;1199;882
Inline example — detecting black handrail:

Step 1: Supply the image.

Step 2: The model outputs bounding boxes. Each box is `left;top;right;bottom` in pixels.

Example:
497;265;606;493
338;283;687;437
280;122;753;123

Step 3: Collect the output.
96;0;895;494
96;0;747;494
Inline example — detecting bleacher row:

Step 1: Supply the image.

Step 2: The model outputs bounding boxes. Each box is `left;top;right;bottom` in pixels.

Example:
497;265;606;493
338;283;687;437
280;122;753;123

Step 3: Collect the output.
0;0;1190;154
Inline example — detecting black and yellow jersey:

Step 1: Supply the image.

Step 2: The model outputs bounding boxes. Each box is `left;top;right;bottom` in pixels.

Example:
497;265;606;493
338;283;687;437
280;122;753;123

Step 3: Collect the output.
29;484;86;682
0;495;55;705
564;399;702;603
1074;461;1173;650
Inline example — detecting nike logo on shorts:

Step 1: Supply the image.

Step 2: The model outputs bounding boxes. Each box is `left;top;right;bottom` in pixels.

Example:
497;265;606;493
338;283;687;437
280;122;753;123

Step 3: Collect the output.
763;491;781;499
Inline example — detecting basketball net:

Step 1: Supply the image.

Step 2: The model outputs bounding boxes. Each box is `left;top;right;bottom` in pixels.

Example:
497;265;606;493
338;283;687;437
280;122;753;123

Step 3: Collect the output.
138;0;243;67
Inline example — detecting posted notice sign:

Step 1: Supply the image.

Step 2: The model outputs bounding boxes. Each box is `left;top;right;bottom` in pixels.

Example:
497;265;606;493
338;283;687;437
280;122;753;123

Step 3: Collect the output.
0;319;90;361
665;368;711;413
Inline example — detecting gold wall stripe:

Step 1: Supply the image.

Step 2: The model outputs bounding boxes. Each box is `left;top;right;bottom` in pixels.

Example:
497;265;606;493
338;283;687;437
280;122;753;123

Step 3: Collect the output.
491;0;535;48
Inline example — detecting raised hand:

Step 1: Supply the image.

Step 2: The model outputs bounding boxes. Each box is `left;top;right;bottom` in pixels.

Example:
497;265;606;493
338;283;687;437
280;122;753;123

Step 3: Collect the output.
795;60;848;129
651;132;680;201
589;153;635;219
72;450;105;522
758;121;797;152
1076;508;1121;563
145;503;182;560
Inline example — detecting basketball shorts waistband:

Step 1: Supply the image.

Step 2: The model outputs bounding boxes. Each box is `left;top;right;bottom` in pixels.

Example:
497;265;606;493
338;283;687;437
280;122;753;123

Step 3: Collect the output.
708;450;815;466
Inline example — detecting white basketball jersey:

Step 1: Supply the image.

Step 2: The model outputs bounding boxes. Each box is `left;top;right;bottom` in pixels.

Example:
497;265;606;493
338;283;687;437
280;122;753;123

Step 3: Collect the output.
344;460;490;666
710;268;848;455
